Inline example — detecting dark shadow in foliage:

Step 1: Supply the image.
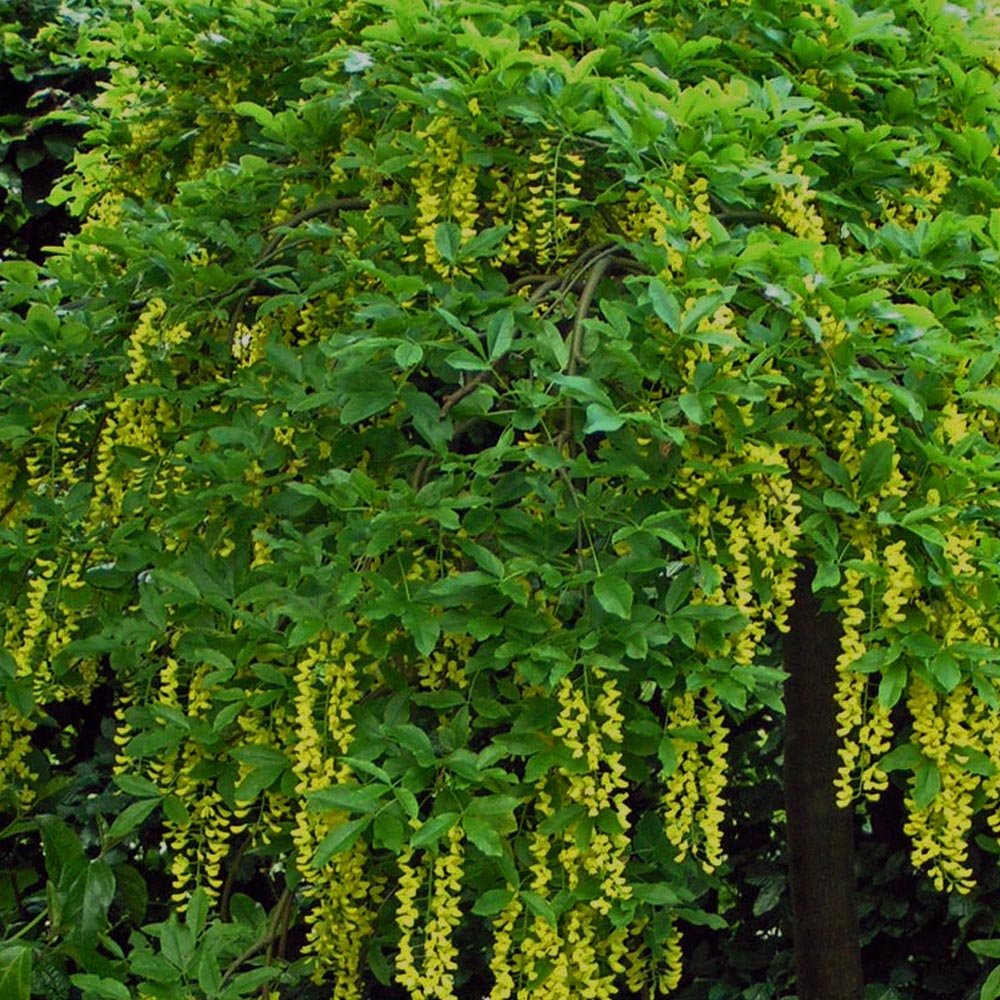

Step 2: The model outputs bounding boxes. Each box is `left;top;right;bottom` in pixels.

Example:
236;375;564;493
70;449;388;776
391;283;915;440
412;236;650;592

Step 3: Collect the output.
1;0;101;261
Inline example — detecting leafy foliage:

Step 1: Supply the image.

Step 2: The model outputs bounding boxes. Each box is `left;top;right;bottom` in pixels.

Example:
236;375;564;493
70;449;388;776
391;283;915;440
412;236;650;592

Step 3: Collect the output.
0;1;124;259
4;0;1000;997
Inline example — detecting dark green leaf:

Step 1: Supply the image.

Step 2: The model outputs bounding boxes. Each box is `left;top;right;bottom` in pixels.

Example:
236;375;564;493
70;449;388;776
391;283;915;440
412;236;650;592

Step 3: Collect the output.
856;440;894;499
913;760;941;810
308;783;387;815
0;946;31;1000
410;812;460;850
593;575;634;619
472;888;514;916
108;798;161;841
313;818;370;867
648;279;681;332
463;814;504;856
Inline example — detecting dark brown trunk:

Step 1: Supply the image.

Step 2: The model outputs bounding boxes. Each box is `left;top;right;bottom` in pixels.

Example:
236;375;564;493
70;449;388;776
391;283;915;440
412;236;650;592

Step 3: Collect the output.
783;564;864;1000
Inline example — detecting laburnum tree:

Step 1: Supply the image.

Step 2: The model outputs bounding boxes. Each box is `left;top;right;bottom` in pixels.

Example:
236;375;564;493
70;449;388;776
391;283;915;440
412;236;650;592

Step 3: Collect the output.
3;1;1000;999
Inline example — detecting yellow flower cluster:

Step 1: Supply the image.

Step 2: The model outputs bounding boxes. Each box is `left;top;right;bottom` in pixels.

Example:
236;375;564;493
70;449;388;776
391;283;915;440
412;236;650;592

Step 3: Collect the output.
618;166;712;279
771;147;825;242
183;68;244;182
0;548;89;805
416;632;472;691
0;706;35;811
290;636;374;995
488;669;635;999
90;299;189;543
815;302;848;348
491;135;583;267
488;891;523;1000
878;157;951;227
156;660;241;909
679;419;802;659
659;917;684;994
831;559;893;806
661;690;729;873
395;825;465;1000
231;320;269;366
903;680;978;892
407;116;479;277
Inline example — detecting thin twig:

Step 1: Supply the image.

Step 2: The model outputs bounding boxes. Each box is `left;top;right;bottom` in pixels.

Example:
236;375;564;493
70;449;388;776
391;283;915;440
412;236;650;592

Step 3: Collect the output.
566;255;612;377
510;272;558;293
261;196;369;242
221;886;290;986
226;197;369;347
440;372;489;417
559;254;612;444
219;837;248;920
410;455;433;492
526;274;565;308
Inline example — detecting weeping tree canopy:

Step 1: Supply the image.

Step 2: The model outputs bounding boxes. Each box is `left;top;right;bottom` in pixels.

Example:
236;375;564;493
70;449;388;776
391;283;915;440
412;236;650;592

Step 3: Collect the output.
4;0;1000;997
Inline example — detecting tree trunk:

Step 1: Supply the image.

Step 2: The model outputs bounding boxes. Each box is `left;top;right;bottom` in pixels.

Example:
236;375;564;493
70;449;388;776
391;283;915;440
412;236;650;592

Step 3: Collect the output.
783;565;864;1000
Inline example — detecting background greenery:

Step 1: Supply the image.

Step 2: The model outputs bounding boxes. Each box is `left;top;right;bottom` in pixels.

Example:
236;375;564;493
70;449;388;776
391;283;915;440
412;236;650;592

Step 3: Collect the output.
4;1;1000;998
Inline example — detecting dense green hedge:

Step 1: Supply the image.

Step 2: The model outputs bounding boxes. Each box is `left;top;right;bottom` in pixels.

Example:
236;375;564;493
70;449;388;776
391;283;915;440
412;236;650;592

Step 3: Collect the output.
4;1;1000;998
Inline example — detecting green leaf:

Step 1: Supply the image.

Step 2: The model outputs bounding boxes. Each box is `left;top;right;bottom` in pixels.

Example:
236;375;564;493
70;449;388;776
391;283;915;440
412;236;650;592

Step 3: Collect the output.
487;310;515;360
233;745;289;801
388;724;437;766
395;341;424;367
434;222;462;264
538;321;570;368
70;974;130;1000
0;946;31;1000
308;783;387;814
678;393;707;424
394;787;420;819
593;575;634;619
521;890;557;926
632;883;681;905
26;302;59;338
472;888;514;916
112;774;161;797
153;570;201;599
462;225;510;260
108;798;161;841
822;489;859;514
879;743;922;772
981;964;1000;1000
856;440;894;499
913;759;941;810
463;814;504;856
904;521;948;547
410;812;460;850
930;651;961;692
186;888;209;936
584;403;625;434
113;863;148;924
39;815;86;885
196;951;222;997
341;380;396;424
78;861;116;941
402;606;441;656
313;818;370;867
877;660;907;709
811;559;841;592
969;939;1000;959
648;279;681;332
228;968;280;993
160;915;195;972
374;809;406;853
953;746;997;778
232;101;274;127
